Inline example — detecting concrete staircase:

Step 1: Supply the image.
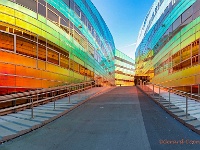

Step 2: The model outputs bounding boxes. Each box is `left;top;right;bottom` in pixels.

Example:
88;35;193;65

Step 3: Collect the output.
138;85;200;134
0;86;113;143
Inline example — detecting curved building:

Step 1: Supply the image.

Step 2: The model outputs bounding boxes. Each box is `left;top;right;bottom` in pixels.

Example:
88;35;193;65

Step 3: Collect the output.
114;49;134;86
0;0;115;94
135;0;200;92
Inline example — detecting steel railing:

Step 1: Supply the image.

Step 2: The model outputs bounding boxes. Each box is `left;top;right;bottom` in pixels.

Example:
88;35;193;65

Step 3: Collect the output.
0;81;95;118
139;82;200;118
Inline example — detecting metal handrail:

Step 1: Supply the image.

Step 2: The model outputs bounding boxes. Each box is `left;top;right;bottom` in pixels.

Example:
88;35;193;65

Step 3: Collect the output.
147;82;196;98
0;81;95;117
141;82;200;118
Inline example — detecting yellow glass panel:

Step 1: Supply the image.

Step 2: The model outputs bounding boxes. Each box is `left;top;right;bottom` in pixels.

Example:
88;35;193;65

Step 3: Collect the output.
0;12;15;25
0;5;15;16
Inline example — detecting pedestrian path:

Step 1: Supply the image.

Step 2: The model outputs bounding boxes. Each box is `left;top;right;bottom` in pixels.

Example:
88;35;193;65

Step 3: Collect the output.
0;86;114;143
138;85;200;134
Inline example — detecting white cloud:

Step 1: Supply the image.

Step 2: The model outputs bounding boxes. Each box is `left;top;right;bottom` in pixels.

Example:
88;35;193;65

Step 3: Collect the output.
119;42;136;49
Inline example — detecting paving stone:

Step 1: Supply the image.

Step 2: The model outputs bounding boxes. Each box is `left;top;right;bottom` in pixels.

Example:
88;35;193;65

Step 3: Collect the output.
0;119;29;132
169;108;184;113
0;126;17;137
187;120;200;128
179;116;197;122
0;116;39;127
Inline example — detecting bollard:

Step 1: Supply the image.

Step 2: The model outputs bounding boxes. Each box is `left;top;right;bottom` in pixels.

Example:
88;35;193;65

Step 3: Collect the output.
186;95;188;118
168;88;171;108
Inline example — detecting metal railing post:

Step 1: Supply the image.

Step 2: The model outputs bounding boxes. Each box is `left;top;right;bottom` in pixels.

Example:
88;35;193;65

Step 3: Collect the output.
186;94;188;118
153;84;154;97
168;88;171;108
68;87;71;103
31;96;34;119
143;81;146;91
78;85;80;99
198;84;200;101
53;91;56;110
159;85;160;102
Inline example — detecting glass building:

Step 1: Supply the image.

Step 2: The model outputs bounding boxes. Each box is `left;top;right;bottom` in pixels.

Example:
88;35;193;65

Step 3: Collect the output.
135;0;200;92
115;49;134;86
0;0;115;95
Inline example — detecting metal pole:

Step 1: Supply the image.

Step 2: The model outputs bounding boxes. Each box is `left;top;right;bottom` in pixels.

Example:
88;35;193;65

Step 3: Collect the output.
68;87;71;103
31;97;34;119
78;85;80;99
85;83;86;93
169;88;171;108
153;84;154;97
159;85;160;102
186;95;188;118
198;84;200;101
53;91;55;110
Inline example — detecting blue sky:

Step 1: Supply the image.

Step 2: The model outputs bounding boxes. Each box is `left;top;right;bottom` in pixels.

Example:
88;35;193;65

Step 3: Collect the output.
91;0;155;59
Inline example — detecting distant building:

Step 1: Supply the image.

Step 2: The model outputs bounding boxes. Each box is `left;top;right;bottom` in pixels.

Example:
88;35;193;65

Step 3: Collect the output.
115;49;135;86
135;0;200;92
0;0;115;94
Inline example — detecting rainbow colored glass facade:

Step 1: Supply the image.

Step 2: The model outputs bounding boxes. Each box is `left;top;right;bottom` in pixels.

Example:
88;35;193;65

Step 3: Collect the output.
0;0;115;94
115;49;134;86
135;0;200;91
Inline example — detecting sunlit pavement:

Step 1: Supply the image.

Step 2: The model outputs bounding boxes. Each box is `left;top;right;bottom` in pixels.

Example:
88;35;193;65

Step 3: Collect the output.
1;87;200;150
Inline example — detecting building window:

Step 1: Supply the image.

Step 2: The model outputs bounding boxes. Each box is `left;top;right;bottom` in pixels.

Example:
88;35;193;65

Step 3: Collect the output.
38;3;46;17
60;54;69;69
75;4;81;18
38;44;46;61
47;48;59;65
172;16;181;31
47;9;58;23
182;6;193;23
16;36;37;58
0;32;14;51
70;0;74;10
16;0;37;12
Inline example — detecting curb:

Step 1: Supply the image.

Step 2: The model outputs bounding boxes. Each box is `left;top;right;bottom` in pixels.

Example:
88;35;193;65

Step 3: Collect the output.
0;87;116;144
137;86;200;135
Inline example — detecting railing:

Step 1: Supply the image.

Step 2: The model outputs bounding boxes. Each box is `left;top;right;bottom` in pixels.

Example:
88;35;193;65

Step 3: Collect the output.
139;82;200;118
0;81;95;117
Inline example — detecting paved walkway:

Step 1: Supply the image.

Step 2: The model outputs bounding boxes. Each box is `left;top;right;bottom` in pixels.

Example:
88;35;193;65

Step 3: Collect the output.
1;87;200;150
0;87;113;143
139;85;200;132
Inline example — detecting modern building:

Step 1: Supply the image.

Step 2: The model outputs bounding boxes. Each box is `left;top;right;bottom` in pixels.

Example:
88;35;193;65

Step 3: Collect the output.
115;49;134;86
135;0;200;92
0;0;115;95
